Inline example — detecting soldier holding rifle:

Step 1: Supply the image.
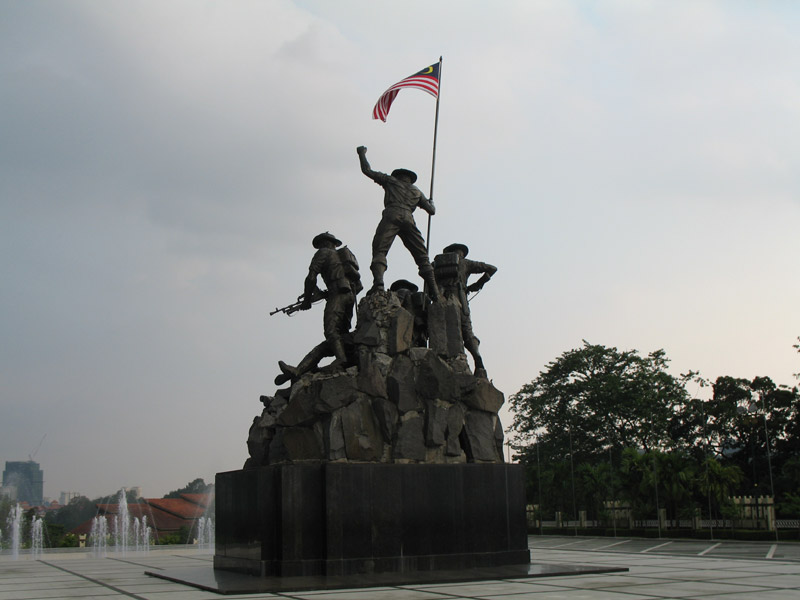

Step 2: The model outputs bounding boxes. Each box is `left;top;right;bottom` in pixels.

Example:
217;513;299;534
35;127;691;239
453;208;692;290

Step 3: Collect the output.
273;232;360;385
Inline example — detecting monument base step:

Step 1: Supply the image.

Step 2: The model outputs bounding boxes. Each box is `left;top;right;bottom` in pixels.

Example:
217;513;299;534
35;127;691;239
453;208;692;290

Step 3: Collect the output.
148;561;628;594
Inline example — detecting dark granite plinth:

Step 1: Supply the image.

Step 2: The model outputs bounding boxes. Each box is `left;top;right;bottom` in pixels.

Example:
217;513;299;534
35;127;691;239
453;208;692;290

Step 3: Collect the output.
148;562;628;594
214;463;530;577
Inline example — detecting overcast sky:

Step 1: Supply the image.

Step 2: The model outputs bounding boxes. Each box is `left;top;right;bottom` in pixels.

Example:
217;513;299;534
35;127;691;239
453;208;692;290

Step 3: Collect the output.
2;1;799;501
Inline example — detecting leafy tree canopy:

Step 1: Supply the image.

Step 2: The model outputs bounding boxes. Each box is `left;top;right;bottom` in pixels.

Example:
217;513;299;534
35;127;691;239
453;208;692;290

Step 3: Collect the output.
163;478;212;499
509;341;692;458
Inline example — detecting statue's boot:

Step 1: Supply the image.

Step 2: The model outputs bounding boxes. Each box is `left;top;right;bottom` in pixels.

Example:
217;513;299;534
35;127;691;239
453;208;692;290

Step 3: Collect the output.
274;360;299;386
466;339;487;378
326;338;349;370
273;341;329;386
296;343;328;374
369;262;386;294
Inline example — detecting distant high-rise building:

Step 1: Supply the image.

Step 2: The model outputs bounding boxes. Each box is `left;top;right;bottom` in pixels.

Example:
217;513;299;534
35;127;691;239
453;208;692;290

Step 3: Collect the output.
59;491;82;505
2;461;44;505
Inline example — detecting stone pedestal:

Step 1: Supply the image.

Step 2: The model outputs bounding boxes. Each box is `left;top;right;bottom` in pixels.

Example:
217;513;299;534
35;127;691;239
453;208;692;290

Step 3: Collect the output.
214;463;530;577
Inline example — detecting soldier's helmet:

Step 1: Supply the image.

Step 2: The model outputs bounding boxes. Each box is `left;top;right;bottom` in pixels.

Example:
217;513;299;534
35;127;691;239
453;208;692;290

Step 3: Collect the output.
312;232;342;248
391;168;417;184
389;279;419;293
442;243;469;257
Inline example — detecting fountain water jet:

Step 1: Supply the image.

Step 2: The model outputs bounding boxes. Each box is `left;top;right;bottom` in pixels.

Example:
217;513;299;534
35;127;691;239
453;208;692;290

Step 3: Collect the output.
133;515;151;553
106;488;151;555
90;515;108;557
7;504;22;560
30;517;43;559
112;489;131;555
196;516;214;553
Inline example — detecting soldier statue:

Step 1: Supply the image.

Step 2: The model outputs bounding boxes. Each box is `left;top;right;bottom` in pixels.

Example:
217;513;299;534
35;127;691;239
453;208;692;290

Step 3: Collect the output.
434;243;497;378
390;279;428;347
274;232;360;385
357;145;443;302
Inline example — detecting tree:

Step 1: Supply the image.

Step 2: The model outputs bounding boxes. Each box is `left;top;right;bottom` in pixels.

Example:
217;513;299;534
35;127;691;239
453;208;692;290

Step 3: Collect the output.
163;478;212;499
696;456;742;519
46;495;97;532
509;342;692;458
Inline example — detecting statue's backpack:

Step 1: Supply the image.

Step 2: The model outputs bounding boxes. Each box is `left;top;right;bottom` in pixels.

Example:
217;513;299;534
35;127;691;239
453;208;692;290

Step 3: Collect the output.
433;251;461;290
337;246;363;295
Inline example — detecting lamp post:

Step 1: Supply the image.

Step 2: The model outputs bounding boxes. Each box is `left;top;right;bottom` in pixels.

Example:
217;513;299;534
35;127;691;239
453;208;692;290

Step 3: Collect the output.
700;398;714;540
738;399;778;541
536;435;543;535
567;420;578;536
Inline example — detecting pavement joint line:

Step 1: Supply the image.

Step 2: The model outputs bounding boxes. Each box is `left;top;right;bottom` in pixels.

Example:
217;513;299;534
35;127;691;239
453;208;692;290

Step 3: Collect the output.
698;542;721;556
106;556;164;570
642;541;674;553
272;585;469;600
528;540;800;564
171;553;214;562
593;540;633;551
547;539;587;549
766;544;778;559
38;560;150;600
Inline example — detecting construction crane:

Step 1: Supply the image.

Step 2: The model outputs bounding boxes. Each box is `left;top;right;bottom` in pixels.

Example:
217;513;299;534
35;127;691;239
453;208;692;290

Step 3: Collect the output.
29;434;46;461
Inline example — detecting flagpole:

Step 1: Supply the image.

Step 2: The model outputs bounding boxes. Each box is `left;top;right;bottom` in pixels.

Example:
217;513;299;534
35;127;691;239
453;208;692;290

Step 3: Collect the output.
425;56;442;253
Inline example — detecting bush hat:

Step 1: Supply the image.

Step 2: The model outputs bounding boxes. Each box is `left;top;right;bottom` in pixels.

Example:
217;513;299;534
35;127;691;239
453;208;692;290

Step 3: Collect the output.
391;168;417;184
312;232;342;248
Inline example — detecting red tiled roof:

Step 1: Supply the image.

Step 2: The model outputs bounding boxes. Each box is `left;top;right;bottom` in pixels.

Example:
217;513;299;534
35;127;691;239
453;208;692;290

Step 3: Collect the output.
143;497;207;520
71;498;208;539
180;493;211;507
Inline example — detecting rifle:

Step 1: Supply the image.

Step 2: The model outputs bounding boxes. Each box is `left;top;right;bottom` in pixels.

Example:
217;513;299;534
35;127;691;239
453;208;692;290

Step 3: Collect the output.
270;288;328;317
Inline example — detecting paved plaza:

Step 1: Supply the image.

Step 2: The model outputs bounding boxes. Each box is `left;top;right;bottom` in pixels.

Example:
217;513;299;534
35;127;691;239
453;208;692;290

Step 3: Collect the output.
1;536;799;599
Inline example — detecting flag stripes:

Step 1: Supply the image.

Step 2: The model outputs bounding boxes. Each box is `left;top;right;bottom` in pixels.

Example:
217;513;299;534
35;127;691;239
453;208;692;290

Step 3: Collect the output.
372;63;440;122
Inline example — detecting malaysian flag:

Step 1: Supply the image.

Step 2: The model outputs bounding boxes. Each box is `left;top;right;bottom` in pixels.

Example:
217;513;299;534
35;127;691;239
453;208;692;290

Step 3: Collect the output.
372;62;440;122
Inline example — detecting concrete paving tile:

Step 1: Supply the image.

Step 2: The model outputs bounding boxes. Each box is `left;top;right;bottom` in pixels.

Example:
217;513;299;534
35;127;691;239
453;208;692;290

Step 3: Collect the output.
685;592;800;600
0;589;115;600
116;582;200;593
523;574;667;588
646;541;716;554
5;537;800;599
0;581;99;591
601;580;774;598
296;587;398;596
398;580;569;595
0;577;85;585
619;566;703;576
718;574;800;589
289;589;461;600
136;590;245;600
738;564;800;574
639;569;773;582
479;591;653;600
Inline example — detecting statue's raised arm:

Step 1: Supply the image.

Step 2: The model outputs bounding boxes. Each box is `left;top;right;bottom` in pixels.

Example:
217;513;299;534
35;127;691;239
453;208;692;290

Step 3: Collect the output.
356;145;442;301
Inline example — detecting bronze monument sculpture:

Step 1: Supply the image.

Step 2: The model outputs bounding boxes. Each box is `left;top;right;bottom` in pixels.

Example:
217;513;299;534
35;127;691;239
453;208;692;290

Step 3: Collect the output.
356;145;443;302
212;146;528;586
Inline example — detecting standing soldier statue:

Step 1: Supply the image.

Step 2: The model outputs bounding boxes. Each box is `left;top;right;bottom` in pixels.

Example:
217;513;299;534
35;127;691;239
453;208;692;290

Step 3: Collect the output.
274;232;360;385
434;243;497;378
356;145;443;302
